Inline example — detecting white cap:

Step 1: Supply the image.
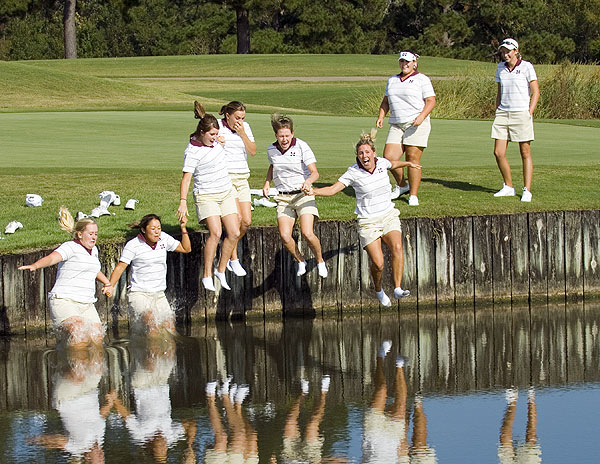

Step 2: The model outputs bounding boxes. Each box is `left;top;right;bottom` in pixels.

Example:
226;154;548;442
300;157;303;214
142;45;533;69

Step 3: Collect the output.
499;38;518;51
398;50;419;62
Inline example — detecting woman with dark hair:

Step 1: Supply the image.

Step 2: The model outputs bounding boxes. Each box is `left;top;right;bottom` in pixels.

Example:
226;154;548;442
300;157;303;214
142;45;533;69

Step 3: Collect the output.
309;130;419;306
109;214;191;335
218;101;256;277
376;50;436;207
19;207;112;346
177;101;241;291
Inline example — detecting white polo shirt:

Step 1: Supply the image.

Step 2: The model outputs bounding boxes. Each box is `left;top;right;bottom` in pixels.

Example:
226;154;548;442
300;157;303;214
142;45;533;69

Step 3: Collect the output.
267;137;317;193
218;119;254;174
496;59;537;112
338;157;395;219
182;137;232;194
119;232;180;292
50;241;101;303
385;72;435;124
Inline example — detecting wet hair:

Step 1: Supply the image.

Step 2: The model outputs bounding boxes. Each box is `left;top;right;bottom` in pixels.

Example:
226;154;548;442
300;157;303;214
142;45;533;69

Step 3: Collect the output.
219;101;246;116
192;101;219;137
355;129;378;153
271;113;294;133
129;214;161;231
58;206;97;238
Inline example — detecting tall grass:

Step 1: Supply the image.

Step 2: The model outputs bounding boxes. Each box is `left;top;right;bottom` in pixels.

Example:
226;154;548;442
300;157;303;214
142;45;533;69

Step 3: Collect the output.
353;63;600;120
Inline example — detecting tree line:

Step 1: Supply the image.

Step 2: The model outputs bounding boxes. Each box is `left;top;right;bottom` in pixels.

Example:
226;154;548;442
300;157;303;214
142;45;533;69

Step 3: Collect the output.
1;0;599;63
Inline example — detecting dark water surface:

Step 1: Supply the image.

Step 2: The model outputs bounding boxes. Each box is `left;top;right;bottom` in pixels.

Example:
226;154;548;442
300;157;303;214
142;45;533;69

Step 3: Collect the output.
1;301;599;463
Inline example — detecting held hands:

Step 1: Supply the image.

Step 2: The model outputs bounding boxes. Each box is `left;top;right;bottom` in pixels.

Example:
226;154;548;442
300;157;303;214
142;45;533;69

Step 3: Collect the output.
177;202;189;223
179;213;188;227
301;183;314;196
102;283;113;298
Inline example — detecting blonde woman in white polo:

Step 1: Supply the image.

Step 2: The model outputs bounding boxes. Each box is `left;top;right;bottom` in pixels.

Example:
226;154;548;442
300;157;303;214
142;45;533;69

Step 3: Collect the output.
19;207;112;347
492;38;540;202
108;213;191;335
376;50;436;207
263;114;328;278
310;130;420;306
217;101;256;277
178;101;241;292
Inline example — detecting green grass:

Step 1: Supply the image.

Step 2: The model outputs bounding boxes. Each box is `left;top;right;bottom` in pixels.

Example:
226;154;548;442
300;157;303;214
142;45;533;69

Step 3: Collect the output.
1;112;599;254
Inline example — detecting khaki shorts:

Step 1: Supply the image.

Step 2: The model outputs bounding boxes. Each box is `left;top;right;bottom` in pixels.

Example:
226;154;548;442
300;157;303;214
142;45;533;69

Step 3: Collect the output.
386;117;431;147
229;172;251;203
48;294;102;327
357;208;402;248
275;192;319;220
491;109;534;142
193;188;238;222
127;290;173;325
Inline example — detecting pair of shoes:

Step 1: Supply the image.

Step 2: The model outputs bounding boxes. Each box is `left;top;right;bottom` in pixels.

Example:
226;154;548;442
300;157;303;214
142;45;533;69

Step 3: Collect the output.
214;270;231;290
394;287;410;298
521;187;532;202
4;221;23;234
297;260;307;276
376;289;391;307
494;184;515;197
227;259;247;276
253;197;277;208
391;183;410;200
408;195;419;206
124;199;138;210
99;190;120;208
317;261;328;278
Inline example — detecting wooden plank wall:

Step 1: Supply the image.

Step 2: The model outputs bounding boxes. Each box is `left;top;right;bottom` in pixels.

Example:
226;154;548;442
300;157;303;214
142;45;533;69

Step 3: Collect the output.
0;210;599;332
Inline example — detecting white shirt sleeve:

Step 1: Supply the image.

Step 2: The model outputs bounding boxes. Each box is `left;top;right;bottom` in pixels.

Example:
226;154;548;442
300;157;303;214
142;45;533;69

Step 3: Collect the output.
244;122;255;142
301;141;317;166
163;233;180;252
55;242;74;261
119;239;136;265
338;167;355;187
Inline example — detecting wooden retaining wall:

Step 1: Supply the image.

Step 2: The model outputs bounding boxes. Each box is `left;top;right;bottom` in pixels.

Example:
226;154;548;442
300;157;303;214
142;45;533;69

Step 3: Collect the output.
0;210;599;332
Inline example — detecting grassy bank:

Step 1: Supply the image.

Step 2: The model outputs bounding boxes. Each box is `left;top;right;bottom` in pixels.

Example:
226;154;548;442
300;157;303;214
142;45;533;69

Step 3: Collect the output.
1;112;599;254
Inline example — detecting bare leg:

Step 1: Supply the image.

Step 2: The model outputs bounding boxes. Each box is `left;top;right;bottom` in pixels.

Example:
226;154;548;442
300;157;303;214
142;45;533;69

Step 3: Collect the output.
364;239;384;292
404;145;424;196
382;230;404;289
371;356;387;411
299;213;324;263
217;213;241;273
203;216;223;278
278;216;304;262
231;200;251;261
519;141;533;191
493;139;513;187
383;143;406;186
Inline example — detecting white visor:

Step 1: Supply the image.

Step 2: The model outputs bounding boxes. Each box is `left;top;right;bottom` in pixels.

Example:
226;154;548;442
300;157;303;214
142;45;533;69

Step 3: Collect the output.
398;51;419;61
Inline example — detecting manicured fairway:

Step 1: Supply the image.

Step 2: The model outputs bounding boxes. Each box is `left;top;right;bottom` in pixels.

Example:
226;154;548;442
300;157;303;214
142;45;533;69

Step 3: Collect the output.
1;111;599;253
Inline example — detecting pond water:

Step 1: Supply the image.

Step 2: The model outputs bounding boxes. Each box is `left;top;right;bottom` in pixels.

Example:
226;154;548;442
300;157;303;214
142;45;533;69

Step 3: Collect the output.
1;300;599;463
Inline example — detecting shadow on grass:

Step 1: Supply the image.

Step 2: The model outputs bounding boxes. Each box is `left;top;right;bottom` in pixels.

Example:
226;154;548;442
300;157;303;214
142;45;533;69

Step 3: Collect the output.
422;178;495;193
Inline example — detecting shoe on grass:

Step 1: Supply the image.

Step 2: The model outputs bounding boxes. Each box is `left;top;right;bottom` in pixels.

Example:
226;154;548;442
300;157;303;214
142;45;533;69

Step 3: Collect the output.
521;187;532;202
124;199;138;210
494;184;515;197
408;195;419;206
5;221;23;234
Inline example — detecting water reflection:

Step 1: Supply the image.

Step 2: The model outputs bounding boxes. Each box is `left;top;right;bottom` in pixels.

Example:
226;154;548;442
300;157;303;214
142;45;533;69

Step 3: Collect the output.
0;301;599;462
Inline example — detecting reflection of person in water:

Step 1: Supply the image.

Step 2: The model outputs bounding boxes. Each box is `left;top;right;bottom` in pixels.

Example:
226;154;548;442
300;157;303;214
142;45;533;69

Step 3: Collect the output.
498;388;541;464
110;336;194;462
205;378;258;463
363;340;437;463
30;346;111;462
280;376;331;464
